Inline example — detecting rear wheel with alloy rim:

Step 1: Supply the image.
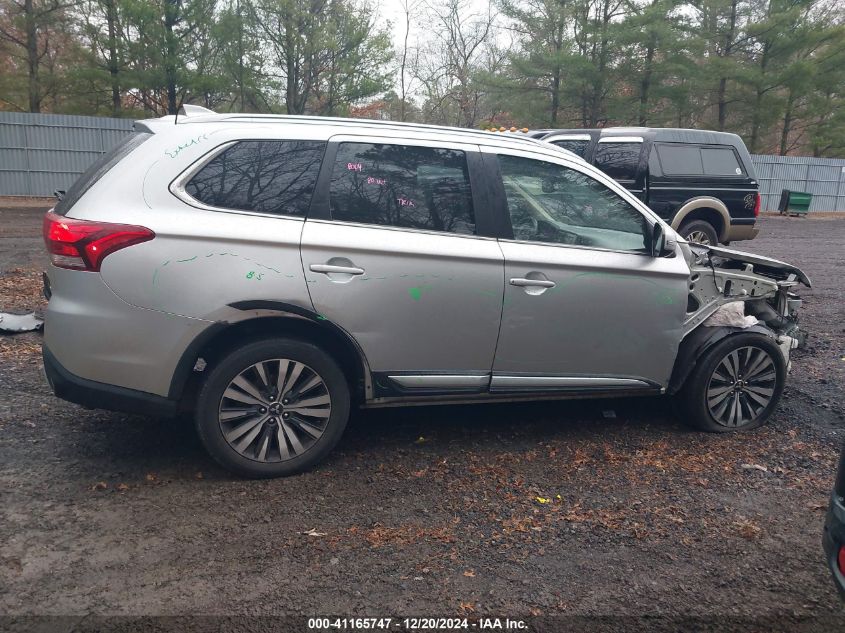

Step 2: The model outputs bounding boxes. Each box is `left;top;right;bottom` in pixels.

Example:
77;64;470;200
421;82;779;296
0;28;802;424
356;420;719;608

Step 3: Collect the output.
678;332;785;432
679;219;719;246
196;338;350;478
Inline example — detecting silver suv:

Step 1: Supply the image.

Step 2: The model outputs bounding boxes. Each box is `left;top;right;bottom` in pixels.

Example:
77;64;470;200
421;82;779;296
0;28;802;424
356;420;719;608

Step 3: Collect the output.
42;110;810;478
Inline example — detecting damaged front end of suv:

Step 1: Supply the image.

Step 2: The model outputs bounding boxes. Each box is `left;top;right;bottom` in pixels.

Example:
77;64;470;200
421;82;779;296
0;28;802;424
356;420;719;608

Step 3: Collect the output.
685;243;809;356
669;241;810;430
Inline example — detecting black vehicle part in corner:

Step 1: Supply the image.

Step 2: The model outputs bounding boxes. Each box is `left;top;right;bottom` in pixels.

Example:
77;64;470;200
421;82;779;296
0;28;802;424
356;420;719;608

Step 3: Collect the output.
823;442;845;599
667;324;776;395
43;345;178;417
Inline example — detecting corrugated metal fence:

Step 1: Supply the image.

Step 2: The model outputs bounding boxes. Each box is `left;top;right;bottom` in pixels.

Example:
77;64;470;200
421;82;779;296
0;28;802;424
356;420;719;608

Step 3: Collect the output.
0;112;134;197
2;112;845;212
751;154;845;213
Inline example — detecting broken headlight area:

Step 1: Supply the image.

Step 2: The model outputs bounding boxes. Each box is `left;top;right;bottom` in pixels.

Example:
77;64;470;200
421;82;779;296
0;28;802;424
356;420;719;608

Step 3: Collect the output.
682;243;810;364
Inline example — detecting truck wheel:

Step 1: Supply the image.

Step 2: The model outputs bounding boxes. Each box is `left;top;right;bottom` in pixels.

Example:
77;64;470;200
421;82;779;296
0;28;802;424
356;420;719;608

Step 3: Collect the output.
677;333;785;432
679;219;719;245
195;338;350;478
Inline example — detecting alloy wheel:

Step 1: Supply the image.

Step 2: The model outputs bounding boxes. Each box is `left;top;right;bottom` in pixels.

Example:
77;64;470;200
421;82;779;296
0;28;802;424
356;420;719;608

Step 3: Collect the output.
706;346;777;427
686;230;712;245
218;359;332;462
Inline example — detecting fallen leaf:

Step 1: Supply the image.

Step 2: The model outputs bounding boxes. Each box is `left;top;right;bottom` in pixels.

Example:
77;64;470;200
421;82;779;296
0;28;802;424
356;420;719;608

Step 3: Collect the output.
116;483;129;491
536;496;550;504
740;463;768;472
145;472;158;482
91;481;108;491
302;528;327;537
195;472;204;480
463;570;476;577
459;602;475;613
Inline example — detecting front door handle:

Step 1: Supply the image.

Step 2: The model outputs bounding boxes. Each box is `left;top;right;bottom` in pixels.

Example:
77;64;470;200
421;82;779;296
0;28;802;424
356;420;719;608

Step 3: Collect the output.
510;278;555;288
310;264;365;275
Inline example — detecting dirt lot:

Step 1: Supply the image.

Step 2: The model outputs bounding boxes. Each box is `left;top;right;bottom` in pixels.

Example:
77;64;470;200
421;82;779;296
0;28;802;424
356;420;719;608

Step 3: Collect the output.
1;204;844;629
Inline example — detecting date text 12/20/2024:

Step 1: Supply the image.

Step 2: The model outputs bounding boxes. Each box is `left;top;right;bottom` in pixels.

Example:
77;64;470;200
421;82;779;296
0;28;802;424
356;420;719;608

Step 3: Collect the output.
307;618;528;630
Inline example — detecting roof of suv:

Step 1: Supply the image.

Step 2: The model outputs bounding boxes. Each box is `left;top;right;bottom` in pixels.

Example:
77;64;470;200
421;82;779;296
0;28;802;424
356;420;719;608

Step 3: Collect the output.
137;113;585;161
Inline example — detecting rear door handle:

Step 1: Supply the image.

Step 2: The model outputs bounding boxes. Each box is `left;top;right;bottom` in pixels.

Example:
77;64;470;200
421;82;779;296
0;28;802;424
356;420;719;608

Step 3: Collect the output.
510;278;555;288
310;264;365;275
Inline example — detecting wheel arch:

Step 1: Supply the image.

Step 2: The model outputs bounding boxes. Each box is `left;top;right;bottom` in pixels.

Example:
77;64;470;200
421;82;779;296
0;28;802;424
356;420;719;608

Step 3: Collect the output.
671;197;731;242
667;324;776;395
169;301;372;409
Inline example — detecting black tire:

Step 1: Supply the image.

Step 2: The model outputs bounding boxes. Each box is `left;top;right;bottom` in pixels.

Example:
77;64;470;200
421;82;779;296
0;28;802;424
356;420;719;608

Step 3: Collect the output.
679;219;719;246
677;332;786;433
195;338;350;478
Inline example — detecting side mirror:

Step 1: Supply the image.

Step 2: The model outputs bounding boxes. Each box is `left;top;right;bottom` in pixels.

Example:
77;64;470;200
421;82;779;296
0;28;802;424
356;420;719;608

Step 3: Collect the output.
650;222;666;257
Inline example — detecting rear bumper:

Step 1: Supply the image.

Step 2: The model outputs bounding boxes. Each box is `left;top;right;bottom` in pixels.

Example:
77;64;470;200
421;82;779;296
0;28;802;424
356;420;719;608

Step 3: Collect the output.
43;344;178;417
724;221;760;242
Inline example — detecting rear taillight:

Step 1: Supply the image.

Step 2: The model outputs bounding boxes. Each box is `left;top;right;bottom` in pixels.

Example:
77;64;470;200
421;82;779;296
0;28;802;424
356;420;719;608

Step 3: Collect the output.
43;212;154;272
753;192;761;218
838;545;845;575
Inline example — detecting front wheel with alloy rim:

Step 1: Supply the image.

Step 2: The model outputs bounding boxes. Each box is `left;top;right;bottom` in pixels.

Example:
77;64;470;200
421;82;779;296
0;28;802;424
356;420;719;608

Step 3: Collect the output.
679;219;719;246
195;338;350;478
678;332;786;433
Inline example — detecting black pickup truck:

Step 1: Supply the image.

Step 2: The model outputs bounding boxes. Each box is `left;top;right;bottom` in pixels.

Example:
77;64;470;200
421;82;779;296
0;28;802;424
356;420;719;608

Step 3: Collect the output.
535;127;761;246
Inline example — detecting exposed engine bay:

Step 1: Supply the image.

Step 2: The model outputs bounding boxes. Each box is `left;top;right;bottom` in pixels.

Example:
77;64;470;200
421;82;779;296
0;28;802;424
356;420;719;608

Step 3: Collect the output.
682;242;810;367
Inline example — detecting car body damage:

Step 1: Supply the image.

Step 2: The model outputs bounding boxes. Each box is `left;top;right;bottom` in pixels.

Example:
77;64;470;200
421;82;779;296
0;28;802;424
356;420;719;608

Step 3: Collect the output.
682;241;809;366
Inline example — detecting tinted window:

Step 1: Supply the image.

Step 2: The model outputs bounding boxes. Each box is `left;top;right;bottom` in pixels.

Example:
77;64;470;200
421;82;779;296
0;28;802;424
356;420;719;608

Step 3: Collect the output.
54;132;151;216
702;147;743;176
498;155;648;252
593;142;642;180
185;140;325;216
330;143;475;235
551;139;590;158
656;144;703;176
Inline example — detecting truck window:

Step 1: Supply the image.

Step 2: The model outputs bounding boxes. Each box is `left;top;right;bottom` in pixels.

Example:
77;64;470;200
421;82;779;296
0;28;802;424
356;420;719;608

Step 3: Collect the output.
593;142;641;181
655;144;703;176
551;139;590;158
702;147;744;176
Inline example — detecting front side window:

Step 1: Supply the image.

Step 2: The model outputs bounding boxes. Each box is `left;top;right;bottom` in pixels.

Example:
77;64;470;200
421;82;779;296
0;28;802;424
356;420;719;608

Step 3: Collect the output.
593;142;642;181
551;139;590;158
329;143;475;235
185;140;326;216
498;154;649;252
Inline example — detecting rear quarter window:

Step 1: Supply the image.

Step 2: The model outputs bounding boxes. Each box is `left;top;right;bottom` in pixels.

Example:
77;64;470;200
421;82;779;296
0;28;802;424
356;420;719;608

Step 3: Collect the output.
701;147;744;176
184;140;326;216
53;132;151;216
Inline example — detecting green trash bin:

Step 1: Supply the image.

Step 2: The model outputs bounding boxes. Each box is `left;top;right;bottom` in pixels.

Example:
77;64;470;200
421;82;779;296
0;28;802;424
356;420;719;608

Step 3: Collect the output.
778;189;812;216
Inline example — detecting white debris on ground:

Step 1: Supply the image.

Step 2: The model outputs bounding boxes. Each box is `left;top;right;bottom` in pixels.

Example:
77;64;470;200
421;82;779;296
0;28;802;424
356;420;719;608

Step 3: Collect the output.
0;312;43;333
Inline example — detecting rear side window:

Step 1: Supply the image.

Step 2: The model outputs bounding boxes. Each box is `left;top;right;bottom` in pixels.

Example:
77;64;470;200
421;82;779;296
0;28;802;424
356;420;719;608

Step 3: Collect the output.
329;143;476;235
593;142;642;181
185;140;326;216
551;139;590;158
54;132;151;216
656;143;744;177
655;145;703;175
701;147;743;176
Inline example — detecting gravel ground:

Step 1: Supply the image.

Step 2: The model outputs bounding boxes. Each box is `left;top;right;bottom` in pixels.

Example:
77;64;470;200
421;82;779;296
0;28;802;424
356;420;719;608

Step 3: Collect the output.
1;205;844;629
